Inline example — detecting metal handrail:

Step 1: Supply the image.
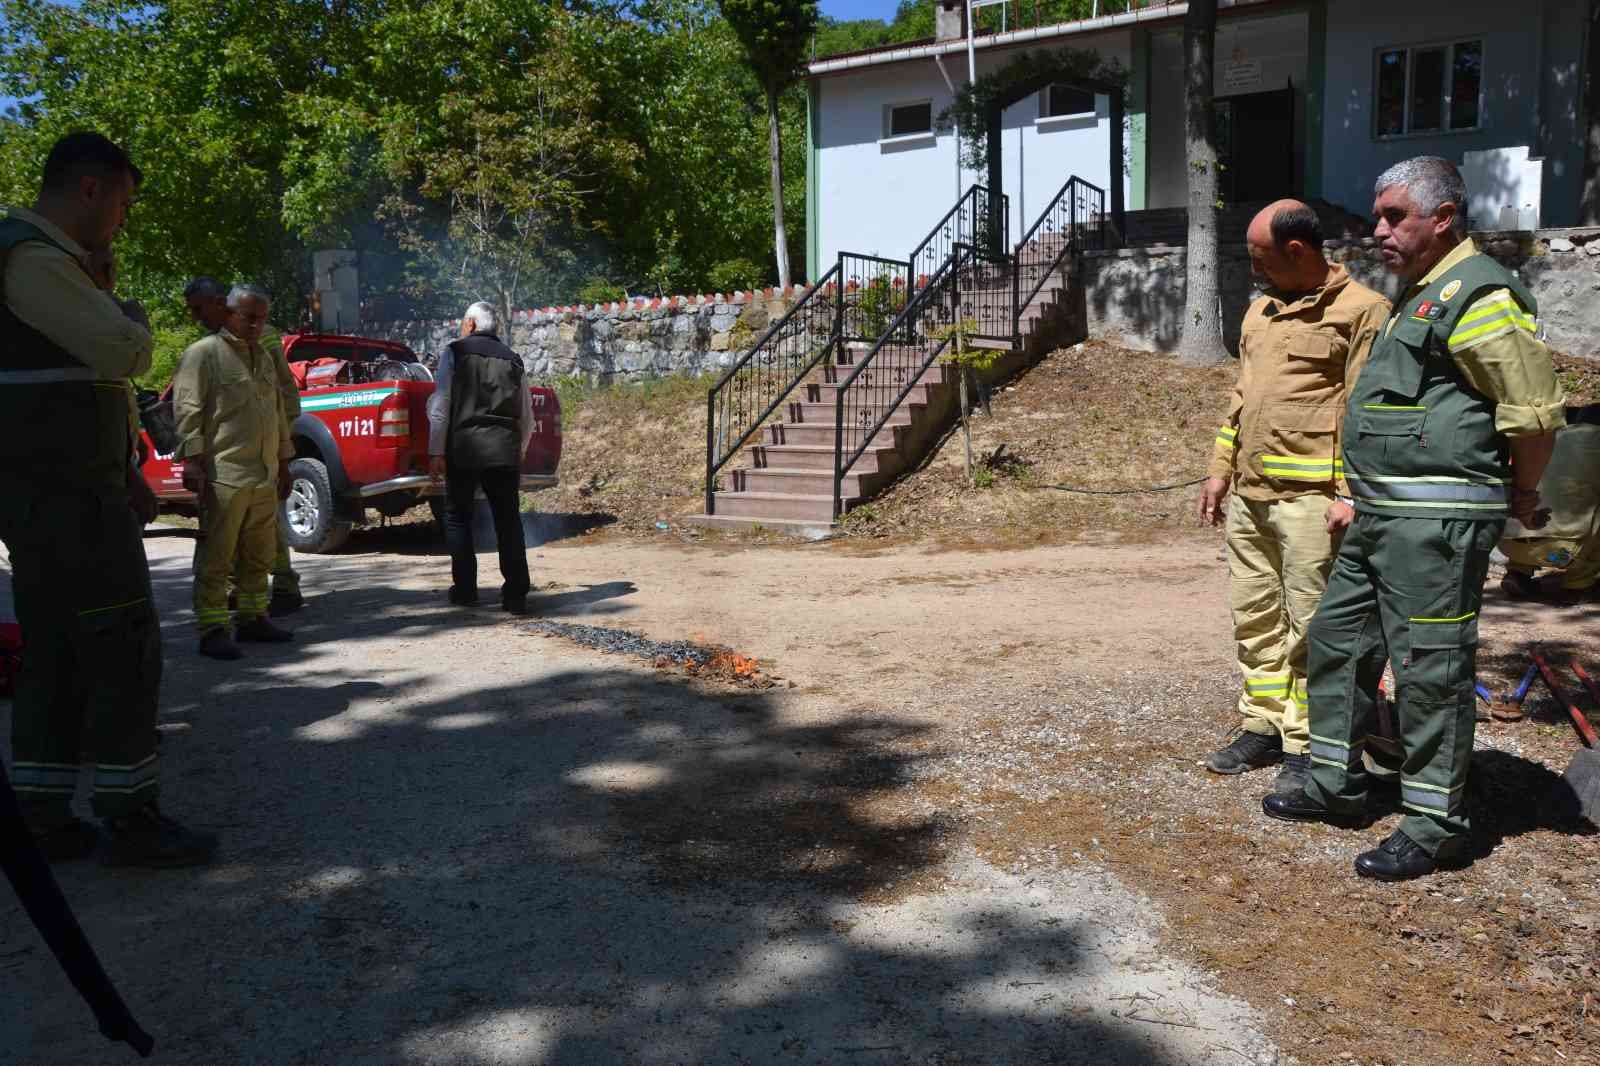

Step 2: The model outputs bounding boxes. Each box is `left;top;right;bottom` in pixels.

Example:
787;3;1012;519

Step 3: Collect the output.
830;248;970;517
1013;175;1106;336
704;262;841;513
907;186;985;279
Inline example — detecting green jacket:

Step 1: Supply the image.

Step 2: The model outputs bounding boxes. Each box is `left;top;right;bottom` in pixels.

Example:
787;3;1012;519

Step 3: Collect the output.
1344;250;1551;520
0;217;131;486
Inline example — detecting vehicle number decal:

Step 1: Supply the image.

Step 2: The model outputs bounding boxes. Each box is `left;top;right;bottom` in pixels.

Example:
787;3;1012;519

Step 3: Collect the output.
338;417;376;438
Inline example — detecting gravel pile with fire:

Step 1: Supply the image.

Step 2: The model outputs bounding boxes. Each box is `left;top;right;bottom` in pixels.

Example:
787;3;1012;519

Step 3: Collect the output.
524;621;771;686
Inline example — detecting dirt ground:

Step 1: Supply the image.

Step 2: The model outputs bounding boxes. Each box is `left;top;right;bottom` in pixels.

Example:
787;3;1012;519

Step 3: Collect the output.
3;518;1596;1065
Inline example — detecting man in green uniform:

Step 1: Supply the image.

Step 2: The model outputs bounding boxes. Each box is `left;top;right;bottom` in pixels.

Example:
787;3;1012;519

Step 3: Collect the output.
174;283;296;660
185;276;305;616
1;132;216;866
1264;157;1566;880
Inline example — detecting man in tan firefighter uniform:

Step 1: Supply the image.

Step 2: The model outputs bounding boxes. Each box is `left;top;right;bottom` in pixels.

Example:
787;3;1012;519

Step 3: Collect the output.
174;283;296;660
1265;157;1566;880
185;275;305;616
1200;200;1390;795
1;131;216;866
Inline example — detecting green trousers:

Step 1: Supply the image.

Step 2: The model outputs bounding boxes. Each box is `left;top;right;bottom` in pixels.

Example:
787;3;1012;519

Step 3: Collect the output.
1304;513;1501;855
228;509;298;596
193;482;276;632
1;477;162;823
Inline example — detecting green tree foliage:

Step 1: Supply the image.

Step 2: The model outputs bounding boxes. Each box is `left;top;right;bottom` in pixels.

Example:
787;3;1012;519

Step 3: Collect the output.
810;0;1135;60
717;0;817;289
0;0;811;324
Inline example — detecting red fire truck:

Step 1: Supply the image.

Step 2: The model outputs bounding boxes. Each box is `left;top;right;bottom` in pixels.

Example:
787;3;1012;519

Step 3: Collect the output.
138;332;561;553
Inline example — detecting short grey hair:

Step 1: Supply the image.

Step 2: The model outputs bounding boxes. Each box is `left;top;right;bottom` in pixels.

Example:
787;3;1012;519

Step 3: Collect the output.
463;300;498;334
1375;156;1468;233
226;282;271;309
184;275;225;300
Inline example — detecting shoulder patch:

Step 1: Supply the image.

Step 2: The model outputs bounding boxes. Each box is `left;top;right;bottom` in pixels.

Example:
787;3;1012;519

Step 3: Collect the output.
1439;279;1462;302
1410;301;1446;322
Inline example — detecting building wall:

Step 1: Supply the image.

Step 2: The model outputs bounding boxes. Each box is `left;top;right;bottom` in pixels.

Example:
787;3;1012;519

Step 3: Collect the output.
1320;0;1586;226
1145;8;1310;210
811;29;1130;273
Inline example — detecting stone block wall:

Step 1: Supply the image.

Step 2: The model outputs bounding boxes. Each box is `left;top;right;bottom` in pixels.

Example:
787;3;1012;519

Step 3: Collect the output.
366;287;802;381
1082;229;1600;360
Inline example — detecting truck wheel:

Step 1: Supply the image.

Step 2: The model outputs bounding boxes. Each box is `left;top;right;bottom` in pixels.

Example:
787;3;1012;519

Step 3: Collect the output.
284;457;352;553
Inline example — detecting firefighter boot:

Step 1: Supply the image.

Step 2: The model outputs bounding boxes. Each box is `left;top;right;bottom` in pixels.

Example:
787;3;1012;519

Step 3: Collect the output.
198;628;243;660
99;804;218;868
1272;752;1311;795
236;617;293;643
1354;829;1451;881
1205;730;1281;774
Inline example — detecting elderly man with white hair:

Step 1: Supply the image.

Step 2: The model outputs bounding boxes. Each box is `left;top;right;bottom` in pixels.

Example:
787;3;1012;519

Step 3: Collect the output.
427;300;534;614
173;282;296;659
1263;157;1566;881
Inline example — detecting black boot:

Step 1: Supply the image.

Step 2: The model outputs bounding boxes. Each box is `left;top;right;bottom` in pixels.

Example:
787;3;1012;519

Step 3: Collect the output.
1262;788;1369;828
268;589;305;616
99;804;218;868
1205;730;1281;775
1354;830;1444;881
236;617;293;643
1272;752;1311;795
29;818;100;862
198;628;243;660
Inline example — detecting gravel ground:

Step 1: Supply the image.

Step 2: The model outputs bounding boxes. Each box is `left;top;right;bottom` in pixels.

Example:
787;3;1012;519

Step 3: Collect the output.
2;529;1284;1065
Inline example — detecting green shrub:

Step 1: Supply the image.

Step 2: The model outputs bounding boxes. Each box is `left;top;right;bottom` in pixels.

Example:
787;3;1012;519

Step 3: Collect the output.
575;277;627;305
138;325;204;390
706;257;764;293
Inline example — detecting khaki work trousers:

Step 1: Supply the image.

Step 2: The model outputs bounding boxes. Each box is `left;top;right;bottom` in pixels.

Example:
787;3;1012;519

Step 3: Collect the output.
1501;536;1600;592
194;482;277;632
229;510;298;596
1226;493;1341;755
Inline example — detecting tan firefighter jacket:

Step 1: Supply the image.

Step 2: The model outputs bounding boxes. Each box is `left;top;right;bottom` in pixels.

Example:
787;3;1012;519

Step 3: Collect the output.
1207;265;1390;502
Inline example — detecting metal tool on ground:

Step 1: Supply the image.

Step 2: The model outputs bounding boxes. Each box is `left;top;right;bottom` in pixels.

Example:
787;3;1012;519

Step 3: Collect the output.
1527;647;1600;824
1480;663;1539;722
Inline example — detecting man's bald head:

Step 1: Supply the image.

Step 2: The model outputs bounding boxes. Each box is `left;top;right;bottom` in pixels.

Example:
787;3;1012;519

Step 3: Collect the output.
1246;199;1331;295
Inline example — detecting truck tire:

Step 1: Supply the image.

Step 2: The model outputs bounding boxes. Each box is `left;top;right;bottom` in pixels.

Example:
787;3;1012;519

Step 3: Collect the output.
283;457;352;554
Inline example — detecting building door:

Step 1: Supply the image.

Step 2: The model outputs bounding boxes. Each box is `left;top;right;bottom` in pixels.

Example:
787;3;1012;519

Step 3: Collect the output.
1215;86;1296;204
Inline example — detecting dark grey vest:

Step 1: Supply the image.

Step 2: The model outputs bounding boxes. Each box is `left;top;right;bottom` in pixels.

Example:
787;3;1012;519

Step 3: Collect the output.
446;332;523;469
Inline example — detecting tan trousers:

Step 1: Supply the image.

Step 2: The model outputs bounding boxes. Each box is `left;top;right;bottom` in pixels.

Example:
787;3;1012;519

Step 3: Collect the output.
230;510;299;595
194;482;277;632
1501;536;1600;591
1226;493;1340;755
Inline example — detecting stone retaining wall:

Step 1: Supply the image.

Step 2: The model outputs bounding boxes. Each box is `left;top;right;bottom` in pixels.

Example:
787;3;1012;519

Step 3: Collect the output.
1082;229;1600;360
365;288;801;382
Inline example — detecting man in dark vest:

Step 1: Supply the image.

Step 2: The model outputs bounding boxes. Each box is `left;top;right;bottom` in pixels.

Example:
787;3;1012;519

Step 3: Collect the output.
0;131;216;866
427;300;533;614
1264;157;1566;880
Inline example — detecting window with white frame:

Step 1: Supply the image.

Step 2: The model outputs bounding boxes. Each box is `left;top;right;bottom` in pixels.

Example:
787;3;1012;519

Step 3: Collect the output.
1039;84;1095;121
1374;38;1483;138
883;100;933;140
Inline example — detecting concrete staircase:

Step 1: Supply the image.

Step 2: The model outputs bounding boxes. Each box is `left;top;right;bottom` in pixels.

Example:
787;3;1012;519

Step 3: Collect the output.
689;259;1083;536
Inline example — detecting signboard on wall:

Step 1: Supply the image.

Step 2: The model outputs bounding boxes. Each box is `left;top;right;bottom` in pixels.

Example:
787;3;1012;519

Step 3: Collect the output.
1223;59;1262;93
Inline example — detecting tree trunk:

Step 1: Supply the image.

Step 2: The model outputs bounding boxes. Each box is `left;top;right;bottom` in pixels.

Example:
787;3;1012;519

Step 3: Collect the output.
1582;0;1600;224
1176;0;1225;366
767;84;791;289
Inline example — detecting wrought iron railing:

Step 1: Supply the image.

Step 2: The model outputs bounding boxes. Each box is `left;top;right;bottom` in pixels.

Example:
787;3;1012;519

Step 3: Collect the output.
704;261;841;513
831;248;970;517
908;185;1004;293
1012;175;1106;338
837;253;911;345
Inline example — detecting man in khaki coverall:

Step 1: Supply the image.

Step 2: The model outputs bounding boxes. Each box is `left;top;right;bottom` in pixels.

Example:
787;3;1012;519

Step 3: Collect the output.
173;283;295;660
1199;200;1390;795
185;276;306;615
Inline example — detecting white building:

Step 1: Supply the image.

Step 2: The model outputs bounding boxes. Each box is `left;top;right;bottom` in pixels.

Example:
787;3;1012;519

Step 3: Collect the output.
804;0;1592;278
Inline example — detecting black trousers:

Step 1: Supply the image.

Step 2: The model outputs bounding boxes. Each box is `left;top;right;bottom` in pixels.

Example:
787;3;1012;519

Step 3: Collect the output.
444;462;529;602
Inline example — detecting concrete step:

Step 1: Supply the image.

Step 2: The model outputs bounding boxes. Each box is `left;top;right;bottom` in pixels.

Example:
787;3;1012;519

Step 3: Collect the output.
730;466;876;497
710;491;840;522
790;399;923;426
682;513;834;539
750;443;899;474
805;379;941;407
764;420;905;448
